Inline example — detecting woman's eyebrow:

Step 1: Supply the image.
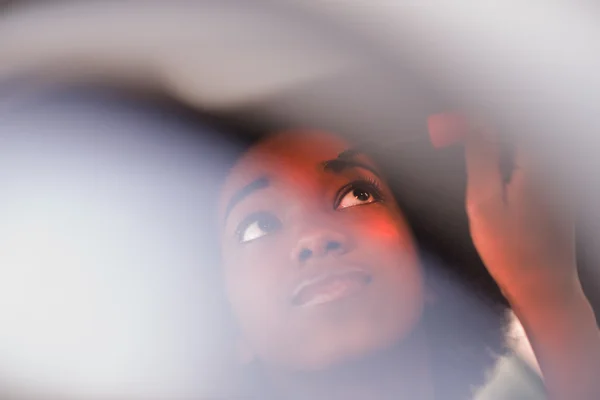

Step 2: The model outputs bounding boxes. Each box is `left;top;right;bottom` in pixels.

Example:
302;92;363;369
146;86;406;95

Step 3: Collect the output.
224;176;269;222
323;149;381;178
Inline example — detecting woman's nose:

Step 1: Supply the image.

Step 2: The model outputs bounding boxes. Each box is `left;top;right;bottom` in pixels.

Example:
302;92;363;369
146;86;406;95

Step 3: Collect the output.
290;230;350;263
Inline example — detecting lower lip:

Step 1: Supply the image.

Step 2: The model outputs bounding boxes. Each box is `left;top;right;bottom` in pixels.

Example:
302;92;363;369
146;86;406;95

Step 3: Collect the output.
294;274;372;307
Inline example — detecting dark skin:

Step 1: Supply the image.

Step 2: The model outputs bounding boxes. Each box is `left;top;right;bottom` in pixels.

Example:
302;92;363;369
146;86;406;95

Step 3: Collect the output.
219;124;600;399
462;122;600;400
219;131;430;399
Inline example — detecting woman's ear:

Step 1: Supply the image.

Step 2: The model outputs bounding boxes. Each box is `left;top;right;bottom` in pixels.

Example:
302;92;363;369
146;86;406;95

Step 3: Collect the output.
235;337;256;365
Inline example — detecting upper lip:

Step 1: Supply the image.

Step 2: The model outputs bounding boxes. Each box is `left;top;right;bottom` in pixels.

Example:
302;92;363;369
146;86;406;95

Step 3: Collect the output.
290;266;372;305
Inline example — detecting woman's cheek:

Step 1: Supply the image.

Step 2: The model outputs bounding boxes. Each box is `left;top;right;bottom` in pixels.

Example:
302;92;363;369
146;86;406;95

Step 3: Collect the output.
352;209;414;250
225;244;286;298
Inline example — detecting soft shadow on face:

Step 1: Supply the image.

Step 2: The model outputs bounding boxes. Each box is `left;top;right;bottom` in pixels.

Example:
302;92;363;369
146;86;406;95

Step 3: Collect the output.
218;130;425;371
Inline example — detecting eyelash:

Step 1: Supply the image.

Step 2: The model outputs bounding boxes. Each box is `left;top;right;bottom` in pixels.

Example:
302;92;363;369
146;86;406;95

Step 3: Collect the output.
333;177;385;209
233;178;384;243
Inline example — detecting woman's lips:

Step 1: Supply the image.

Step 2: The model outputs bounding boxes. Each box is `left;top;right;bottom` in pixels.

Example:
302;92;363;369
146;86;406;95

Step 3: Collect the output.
291;268;372;307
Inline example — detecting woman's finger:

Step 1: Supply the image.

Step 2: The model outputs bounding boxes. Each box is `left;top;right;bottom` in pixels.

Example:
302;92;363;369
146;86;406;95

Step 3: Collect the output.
464;125;505;210
427;113;469;149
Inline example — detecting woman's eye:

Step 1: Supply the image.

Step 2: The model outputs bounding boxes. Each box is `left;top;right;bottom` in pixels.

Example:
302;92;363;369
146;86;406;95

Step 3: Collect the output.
335;182;382;210
237;212;282;243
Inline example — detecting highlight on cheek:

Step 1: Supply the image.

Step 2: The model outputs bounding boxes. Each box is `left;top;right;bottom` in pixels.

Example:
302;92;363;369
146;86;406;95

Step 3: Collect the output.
361;217;407;243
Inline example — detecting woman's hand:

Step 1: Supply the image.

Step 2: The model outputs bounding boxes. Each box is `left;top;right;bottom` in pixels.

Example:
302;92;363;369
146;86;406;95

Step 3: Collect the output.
453;117;600;400
463;125;577;301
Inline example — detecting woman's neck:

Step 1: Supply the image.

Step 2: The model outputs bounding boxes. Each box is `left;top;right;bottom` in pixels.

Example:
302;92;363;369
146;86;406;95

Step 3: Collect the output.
264;331;434;400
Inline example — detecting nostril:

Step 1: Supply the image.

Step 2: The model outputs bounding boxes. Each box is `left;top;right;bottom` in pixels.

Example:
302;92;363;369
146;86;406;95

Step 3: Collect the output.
298;248;313;262
326;241;341;251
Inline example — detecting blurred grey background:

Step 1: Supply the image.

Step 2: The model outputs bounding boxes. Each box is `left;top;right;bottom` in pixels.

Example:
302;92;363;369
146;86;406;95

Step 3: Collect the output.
1;1;599;399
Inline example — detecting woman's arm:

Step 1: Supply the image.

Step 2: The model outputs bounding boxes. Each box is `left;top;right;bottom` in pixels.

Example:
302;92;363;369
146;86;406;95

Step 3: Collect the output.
459;120;600;399
507;280;600;400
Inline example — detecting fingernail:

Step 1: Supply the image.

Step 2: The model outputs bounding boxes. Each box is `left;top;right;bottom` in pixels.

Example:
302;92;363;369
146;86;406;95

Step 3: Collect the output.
427;113;470;149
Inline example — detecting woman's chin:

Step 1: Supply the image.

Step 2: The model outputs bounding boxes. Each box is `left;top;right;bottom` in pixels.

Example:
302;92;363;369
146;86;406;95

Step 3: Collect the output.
279;330;414;373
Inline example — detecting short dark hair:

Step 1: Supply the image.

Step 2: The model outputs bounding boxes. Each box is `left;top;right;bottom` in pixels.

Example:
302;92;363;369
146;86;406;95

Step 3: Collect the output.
368;139;510;399
321;138;512;398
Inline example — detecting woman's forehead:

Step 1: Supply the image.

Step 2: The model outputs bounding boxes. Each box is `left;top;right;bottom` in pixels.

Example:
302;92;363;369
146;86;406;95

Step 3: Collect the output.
224;131;353;186
247;130;351;161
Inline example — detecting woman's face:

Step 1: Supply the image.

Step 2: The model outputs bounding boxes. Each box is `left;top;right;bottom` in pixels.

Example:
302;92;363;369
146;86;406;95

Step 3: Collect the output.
218;131;424;371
